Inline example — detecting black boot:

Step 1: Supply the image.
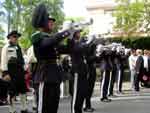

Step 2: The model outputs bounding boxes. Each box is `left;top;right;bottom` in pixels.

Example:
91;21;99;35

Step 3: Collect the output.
21;110;32;113
100;97;111;102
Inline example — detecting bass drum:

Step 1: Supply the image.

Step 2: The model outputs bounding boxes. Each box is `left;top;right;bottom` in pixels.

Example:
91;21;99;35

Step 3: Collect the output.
140;74;150;88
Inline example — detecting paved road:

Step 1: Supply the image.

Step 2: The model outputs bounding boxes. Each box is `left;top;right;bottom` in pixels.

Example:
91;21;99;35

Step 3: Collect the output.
1;82;150;113
58;93;150;113
1;91;150;113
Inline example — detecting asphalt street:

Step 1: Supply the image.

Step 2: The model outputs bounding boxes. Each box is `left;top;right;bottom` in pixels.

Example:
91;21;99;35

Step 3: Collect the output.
0;90;150;113
58;93;150;113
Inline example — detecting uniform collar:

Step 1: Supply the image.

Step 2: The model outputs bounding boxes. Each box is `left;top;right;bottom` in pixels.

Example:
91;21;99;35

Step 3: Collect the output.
8;41;17;46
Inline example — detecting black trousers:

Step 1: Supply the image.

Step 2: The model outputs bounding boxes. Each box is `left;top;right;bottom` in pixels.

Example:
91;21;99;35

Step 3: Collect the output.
8;63;27;97
38;82;60;113
108;69;117;95
100;70;110;98
85;64;96;108
116;69;124;92
0;79;9;100
71;73;88;113
8;79;27;98
134;73;140;91
69;79;73;96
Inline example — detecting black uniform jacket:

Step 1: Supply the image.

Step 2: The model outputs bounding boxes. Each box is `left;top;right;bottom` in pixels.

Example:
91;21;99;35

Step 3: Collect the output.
99;51;113;71
67;38;89;79
31;31;69;83
135;55;144;75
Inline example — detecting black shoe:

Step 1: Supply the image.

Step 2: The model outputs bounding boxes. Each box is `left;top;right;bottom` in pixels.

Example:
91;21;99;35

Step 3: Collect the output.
21;110;32;113
0;102;5;106
10;111;17;113
117;91;124;95
3;100;8;105
101;98;111;102
108;94;113;97
0;100;8;106
83;107;95;112
32;107;37;111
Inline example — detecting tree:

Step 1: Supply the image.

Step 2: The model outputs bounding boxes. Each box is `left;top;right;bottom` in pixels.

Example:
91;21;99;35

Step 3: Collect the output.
0;4;5;39
0;26;5;39
0;0;65;48
142;0;150;35
113;0;144;37
2;0;14;33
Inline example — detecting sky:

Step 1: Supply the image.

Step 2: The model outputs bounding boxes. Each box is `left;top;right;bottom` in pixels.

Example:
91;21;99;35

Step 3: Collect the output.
63;0;115;17
63;0;88;17
1;0;89;35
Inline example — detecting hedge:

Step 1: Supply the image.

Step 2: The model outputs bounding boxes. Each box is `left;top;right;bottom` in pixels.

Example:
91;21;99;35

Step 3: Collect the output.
109;36;150;49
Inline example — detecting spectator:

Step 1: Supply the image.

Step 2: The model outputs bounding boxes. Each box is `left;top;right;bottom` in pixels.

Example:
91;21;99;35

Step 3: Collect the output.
128;49;137;90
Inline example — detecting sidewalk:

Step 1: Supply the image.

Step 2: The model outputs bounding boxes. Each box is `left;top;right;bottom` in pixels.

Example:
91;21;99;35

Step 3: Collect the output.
24;81;150;101
93;82;150;97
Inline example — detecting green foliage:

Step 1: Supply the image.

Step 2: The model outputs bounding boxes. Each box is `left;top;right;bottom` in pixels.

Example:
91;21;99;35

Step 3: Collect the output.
0;3;6;36
113;0;144;37
65;17;84;22
0;25;5;39
0;40;5;47
80;27;89;37
19;37;31;49
114;0;150;37
143;0;150;35
0;0;65;49
111;36;150;49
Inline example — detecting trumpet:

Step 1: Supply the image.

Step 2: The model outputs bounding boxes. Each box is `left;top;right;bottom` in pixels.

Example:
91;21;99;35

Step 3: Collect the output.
61;18;93;39
96;43;126;56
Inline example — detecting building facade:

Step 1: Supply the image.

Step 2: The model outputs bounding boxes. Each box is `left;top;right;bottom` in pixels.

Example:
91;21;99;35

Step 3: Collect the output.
86;0;117;36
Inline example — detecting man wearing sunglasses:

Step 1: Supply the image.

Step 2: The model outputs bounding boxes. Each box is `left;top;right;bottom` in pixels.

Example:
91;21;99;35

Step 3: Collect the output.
1;30;29;113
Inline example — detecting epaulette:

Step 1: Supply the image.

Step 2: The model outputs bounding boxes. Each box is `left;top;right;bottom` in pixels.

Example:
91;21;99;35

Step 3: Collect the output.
31;31;42;44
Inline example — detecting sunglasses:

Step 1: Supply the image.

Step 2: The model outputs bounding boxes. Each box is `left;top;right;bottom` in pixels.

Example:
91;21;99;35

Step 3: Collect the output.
12;35;18;38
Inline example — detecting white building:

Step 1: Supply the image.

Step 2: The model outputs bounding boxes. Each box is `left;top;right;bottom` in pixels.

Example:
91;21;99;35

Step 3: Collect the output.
86;0;117;36
86;0;146;37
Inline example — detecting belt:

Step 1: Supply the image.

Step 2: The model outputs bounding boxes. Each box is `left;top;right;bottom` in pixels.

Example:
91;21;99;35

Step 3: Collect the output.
39;59;57;64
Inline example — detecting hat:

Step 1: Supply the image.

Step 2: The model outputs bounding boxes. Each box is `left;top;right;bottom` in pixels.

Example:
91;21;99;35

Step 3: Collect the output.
74;29;82;34
48;16;56;22
7;30;21;39
72;29;82;38
32;3;55;28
